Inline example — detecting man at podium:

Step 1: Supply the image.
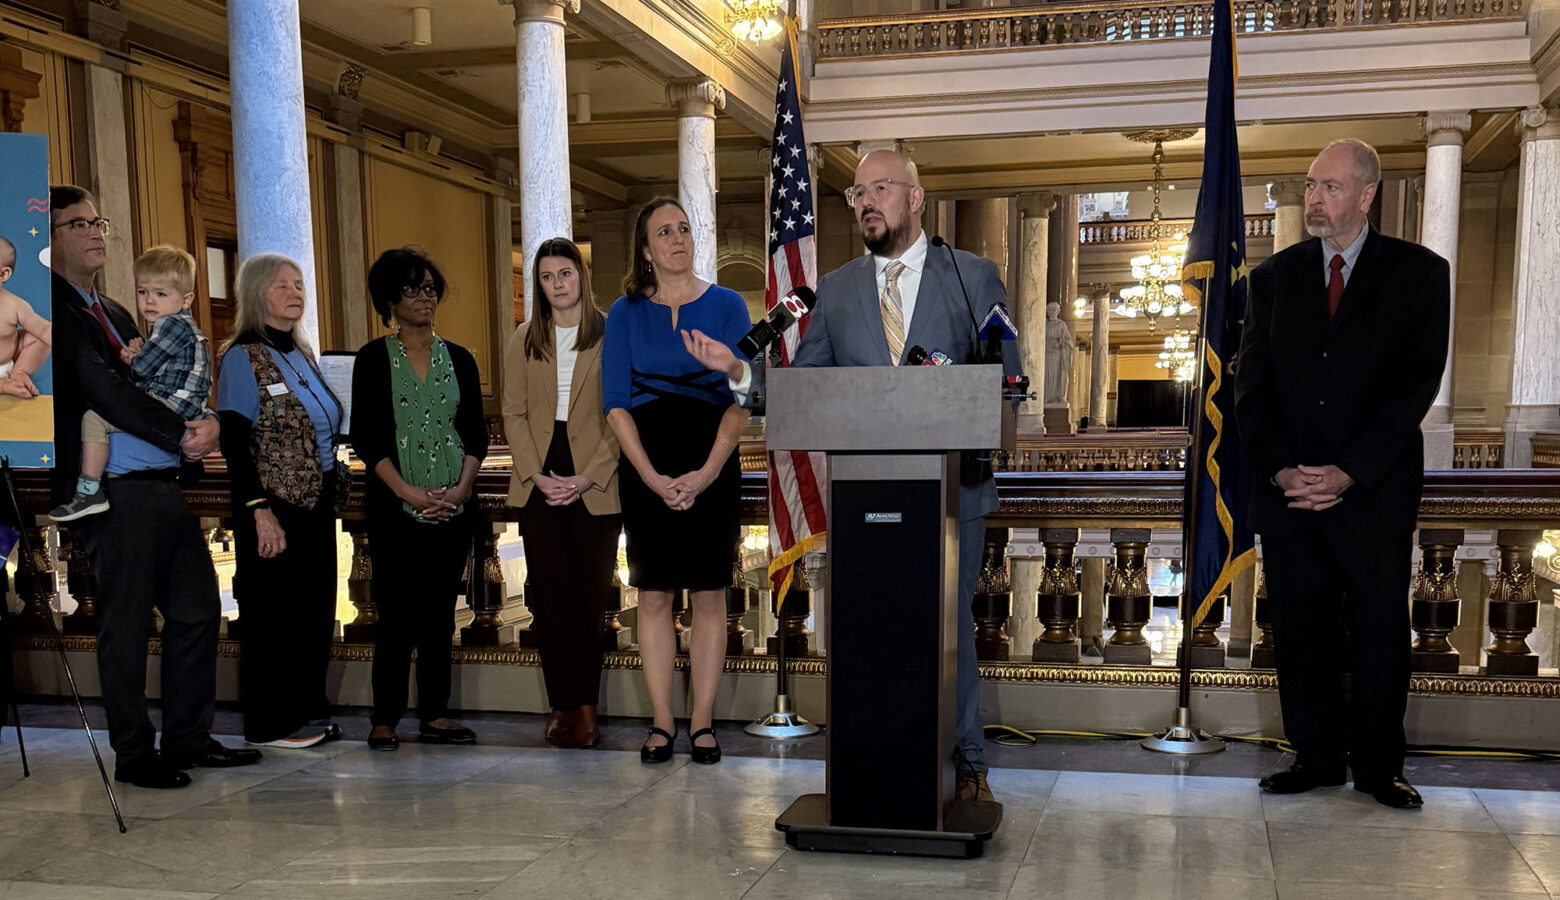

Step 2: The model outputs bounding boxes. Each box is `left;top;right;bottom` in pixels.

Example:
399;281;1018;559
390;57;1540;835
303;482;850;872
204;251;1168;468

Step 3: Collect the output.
791;148;1020;803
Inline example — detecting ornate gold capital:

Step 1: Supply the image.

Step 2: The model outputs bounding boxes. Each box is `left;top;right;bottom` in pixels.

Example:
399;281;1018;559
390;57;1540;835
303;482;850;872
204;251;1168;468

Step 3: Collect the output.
667;77;726;118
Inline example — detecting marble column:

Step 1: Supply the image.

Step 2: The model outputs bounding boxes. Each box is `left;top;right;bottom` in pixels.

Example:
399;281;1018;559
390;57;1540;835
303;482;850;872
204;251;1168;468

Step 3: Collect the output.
229;0;319;347
1088;294;1109;431
1270;177;1307;253
955;199;1010;285
1505;105;1560;467
1421;111;1471;469
84;64;135;304
586;207;629;311
668;78;725;283
506;0;577;324
324;89;370;350
1015;191;1052;431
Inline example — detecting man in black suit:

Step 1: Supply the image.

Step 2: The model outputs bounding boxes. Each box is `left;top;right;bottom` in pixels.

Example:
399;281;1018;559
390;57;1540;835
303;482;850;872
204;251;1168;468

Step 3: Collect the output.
49;184;259;788
1235;141;1449;810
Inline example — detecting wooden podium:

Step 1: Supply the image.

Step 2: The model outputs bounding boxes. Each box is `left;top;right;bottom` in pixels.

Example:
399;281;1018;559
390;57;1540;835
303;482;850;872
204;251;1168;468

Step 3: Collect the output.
766;365;1006;859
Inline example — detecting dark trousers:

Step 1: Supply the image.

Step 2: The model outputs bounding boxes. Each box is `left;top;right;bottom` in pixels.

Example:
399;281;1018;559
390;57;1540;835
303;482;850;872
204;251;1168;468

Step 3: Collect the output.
368;513;470;728
75;478;220;766
232;473;337;743
1263;525;1414;781
519;428;622;709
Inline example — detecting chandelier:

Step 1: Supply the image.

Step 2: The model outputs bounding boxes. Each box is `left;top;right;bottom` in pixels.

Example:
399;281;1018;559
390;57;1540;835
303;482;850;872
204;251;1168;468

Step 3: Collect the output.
1117;130;1197;330
727;0;784;42
1156;329;1196;382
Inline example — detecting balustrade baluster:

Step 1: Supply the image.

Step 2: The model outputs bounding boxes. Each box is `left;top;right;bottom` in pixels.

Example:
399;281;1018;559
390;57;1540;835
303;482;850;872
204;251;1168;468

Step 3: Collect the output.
1185;590;1227;668
461;524;511;646
1483;529;1541;675
1033;529;1082;663
601;575;630;653
60;528;99;635
973;528;1013;661
13;523;56;636
343;528;377;643
767;558;813;657
1410;529;1463;673
1251;562;1277;668
725;562;754;656
1102;528;1153;664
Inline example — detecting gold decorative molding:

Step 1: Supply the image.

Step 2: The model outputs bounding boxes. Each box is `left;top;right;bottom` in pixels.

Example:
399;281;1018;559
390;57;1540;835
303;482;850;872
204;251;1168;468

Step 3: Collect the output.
24;636;1560;697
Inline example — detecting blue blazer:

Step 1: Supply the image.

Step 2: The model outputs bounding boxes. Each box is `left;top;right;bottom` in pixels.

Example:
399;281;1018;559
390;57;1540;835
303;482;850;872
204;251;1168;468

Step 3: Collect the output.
792;240;1020;521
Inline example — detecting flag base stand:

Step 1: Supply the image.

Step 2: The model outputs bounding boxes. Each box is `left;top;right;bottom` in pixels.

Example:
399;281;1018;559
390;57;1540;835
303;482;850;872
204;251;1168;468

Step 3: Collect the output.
1141;706;1226;755
744;692;819;739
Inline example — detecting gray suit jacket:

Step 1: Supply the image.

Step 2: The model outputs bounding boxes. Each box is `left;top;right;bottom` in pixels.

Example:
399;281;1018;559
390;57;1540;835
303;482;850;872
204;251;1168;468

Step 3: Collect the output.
791;241;1020;521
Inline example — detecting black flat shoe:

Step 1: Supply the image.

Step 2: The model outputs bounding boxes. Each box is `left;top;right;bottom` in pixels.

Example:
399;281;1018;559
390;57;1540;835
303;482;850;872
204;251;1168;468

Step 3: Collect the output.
689;726;722;765
1356;775;1423;809
114;757;192;789
165;740;263;770
1259;762;1346;795
367;732;399;752
418;723;477;745
641;726;674;764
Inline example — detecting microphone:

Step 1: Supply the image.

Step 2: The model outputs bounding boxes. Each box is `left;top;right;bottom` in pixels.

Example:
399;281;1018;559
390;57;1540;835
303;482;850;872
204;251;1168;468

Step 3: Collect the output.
905;345;952;367
737;286;817;359
929;235;985;363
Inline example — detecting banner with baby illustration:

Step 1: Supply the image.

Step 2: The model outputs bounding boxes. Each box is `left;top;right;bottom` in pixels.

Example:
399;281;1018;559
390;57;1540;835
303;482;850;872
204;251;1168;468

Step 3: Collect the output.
0;133;54;468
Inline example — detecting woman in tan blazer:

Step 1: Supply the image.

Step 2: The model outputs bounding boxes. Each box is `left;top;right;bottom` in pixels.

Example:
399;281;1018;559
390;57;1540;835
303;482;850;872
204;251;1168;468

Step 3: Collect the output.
503;237;621;748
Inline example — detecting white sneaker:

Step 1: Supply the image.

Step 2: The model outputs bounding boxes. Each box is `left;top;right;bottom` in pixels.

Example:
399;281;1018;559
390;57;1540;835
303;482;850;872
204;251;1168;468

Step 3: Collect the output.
245;725;330;749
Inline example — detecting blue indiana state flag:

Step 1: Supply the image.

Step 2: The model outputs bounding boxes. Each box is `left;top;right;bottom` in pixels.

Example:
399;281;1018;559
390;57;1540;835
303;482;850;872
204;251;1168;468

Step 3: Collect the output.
1180;0;1255;627
0;520;17;562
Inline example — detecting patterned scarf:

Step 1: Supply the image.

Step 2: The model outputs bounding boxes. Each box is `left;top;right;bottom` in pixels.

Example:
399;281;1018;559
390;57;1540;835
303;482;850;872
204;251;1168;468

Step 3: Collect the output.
388;335;465;521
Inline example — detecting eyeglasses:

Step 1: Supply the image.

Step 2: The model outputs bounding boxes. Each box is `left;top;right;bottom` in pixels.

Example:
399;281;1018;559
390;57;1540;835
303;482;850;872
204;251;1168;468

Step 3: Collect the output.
52;217;112;236
400;283;440;299
845;179;913;209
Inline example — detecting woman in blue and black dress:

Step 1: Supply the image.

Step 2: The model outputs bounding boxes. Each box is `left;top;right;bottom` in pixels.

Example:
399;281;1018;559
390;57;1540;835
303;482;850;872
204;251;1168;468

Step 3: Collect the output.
351;247;489;752
603;198;753;765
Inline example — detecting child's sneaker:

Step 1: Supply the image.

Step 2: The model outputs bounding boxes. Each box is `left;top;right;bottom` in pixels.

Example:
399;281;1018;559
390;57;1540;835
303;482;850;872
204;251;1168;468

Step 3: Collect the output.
49;489;110;522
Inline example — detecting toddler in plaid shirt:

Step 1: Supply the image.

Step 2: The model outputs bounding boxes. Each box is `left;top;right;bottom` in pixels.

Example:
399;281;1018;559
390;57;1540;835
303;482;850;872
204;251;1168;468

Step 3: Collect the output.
49;246;211;522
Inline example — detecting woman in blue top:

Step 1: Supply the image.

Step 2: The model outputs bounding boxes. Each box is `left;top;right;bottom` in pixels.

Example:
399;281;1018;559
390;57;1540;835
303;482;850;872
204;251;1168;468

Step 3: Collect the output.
216;253;344;751
603;197;752;765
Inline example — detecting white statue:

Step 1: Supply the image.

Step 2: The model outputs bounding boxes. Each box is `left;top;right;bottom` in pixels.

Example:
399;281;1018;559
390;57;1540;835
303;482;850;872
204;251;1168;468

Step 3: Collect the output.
1044;301;1073;405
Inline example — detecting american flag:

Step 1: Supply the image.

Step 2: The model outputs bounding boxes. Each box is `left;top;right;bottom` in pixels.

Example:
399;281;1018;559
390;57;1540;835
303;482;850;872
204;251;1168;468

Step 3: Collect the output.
765;26;827;609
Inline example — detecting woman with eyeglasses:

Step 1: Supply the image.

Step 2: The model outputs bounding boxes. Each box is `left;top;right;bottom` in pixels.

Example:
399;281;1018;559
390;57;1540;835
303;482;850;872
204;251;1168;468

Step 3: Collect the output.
350;246;489;751
503;238;621;748
602;197;753;765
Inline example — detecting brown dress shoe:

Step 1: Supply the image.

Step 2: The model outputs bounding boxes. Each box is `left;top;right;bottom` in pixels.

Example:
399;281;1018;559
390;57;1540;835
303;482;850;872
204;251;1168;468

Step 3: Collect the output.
573;705;601;748
545;709;580;747
956;771;995;802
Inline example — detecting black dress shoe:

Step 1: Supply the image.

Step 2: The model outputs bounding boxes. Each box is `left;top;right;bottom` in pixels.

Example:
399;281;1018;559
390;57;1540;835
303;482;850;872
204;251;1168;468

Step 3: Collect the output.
114;757;192;789
688;726;722;765
1259;763;1347;794
1356;776;1424;809
165;740;263;770
367;732;399;752
640;726;674;764
418;723;477;745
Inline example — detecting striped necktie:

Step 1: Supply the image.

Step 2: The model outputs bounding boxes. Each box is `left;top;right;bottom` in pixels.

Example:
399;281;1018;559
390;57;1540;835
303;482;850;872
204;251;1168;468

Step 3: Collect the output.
881;260;907;365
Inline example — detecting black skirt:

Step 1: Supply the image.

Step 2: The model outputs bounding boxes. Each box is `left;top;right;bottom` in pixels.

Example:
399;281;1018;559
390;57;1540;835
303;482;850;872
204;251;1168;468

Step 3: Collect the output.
619;394;739;591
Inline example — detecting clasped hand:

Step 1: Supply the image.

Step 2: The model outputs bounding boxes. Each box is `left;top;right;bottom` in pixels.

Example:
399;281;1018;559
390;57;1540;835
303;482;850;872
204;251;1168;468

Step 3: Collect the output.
533;471;593;507
401;484;466;520
1278;464;1354;512
647;469;713;512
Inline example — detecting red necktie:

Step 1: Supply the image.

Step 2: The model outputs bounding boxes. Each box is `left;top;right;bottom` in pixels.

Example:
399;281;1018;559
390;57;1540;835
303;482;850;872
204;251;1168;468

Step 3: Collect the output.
1326;254;1346;319
89;301;124;352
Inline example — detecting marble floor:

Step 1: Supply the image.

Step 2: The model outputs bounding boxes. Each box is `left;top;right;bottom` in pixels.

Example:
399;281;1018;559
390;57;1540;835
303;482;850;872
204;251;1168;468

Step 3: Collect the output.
1;707;1560;898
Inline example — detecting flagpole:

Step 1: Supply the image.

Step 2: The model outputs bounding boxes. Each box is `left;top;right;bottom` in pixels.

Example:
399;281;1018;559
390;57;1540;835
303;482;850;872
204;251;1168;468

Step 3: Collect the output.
1142;277;1225;755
